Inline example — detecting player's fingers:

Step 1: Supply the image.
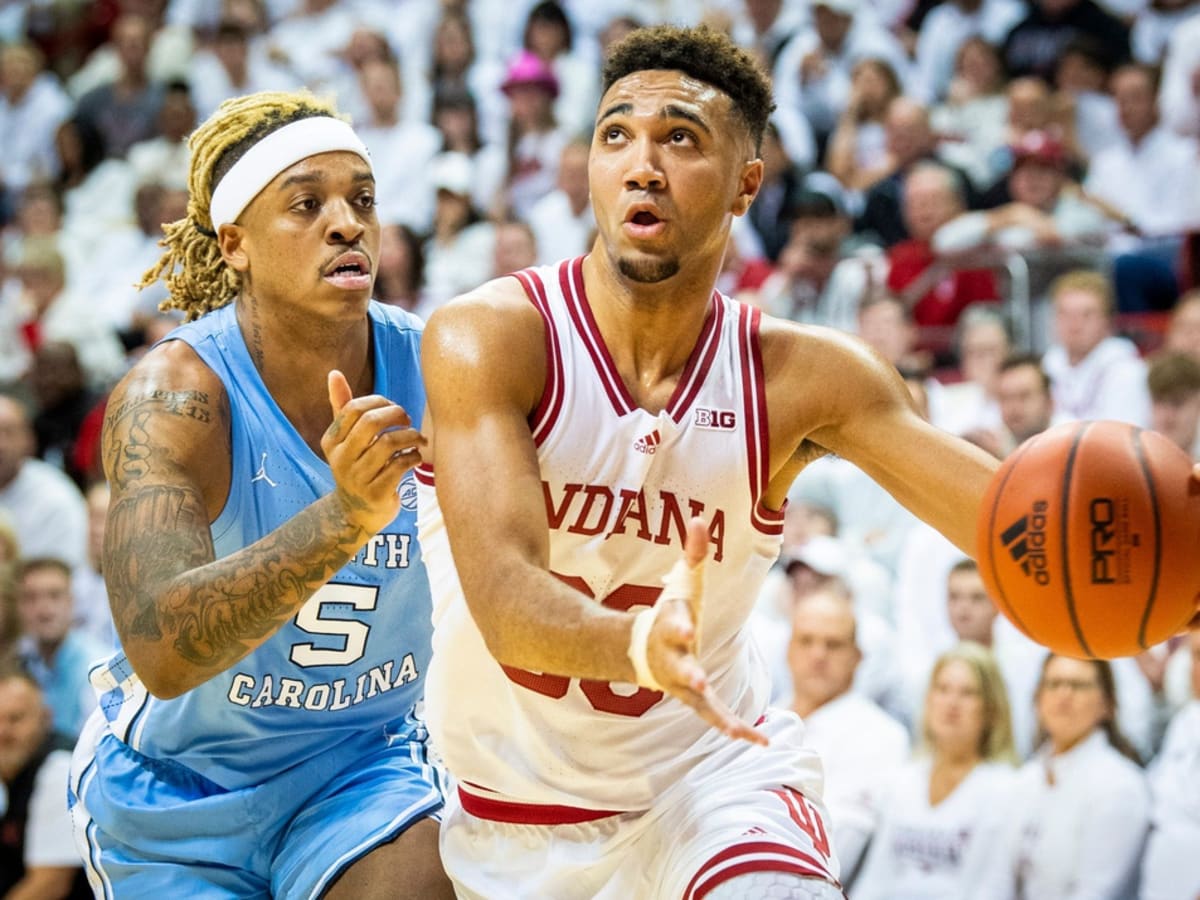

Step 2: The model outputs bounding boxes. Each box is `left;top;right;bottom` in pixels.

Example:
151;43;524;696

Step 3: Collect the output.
369;445;423;486
333;404;417;458
362;429;426;474
685;683;769;746
327;369;353;416
323;394;395;450
683;516;708;568
1191;462;1200;484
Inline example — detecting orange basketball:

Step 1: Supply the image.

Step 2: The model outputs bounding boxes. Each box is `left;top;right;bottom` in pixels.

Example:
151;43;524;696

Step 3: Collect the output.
977;420;1200;659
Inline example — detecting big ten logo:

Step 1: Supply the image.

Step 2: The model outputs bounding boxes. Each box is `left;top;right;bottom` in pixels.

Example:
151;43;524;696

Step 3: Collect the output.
694;408;737;431
1089;497;1116;584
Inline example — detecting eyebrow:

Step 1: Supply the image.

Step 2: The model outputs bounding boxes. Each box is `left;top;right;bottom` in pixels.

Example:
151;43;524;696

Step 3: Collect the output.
277;169;375;191
595;102;713;136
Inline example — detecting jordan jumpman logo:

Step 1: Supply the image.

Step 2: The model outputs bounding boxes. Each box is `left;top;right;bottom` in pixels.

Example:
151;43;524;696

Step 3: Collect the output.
251;452;278;487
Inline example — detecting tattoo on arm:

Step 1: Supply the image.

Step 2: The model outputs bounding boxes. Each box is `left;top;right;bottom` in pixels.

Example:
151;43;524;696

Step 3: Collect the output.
103;383;370;687
107;484;369;682
106;484;214;642
104;390;216;490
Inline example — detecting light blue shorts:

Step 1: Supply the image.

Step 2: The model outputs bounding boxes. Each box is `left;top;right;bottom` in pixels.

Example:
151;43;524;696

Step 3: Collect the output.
69;713;444;899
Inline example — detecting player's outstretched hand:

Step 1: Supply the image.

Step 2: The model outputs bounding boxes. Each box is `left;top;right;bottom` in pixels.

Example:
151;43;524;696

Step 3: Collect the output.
644;517;769;746
323;369;425;536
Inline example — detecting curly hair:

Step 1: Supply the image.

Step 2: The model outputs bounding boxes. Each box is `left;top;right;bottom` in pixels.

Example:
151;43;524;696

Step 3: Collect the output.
139;90;342;321
601;25;775;154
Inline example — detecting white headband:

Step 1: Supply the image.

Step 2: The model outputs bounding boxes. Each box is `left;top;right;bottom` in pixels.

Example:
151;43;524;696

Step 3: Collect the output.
208;117;372;229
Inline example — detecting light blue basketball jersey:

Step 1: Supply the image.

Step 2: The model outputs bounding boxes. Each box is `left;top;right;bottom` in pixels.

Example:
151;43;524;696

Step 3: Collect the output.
88;301;433;790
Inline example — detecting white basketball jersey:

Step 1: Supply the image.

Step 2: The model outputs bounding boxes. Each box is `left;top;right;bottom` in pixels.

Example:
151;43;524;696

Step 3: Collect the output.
418;257;791;813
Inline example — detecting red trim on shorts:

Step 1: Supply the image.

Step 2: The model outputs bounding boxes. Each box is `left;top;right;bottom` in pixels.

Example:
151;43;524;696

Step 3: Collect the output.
691;860;835;900
683;841;836;900
457;785;623;825
666;292;723;424
562;257;634;416
414;463;434;485
513;268;565;446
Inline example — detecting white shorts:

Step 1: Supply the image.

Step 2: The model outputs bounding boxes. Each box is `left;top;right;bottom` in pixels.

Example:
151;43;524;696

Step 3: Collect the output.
441;709;841;899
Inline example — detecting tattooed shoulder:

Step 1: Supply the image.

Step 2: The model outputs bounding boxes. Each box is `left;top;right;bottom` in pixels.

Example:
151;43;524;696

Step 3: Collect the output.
102;369;231;492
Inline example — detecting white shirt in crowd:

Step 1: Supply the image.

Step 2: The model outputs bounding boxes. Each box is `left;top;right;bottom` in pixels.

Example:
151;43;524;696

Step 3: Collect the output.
802;691;910;882
913;0;1025;102
1158;14;1200;137
852;758;1017;900
22;751;83;872
0;71;72;194
1007;729;1150;900
527;189;594;266
0;458;88;572
1083;126;1200;238
187;47;300;122
1140;701;1200;900
1042;335;1152;428
773;15;913;139
356;119;443;233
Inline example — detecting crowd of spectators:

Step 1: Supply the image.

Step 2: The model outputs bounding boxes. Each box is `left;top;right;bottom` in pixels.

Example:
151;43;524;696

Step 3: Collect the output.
1;0;1199;897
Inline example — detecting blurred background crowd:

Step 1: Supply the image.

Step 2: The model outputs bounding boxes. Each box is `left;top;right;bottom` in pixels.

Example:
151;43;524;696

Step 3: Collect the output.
0;0;1199;897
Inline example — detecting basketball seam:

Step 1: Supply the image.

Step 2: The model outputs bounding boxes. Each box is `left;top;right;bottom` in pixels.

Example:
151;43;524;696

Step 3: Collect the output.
1130;428;1162;650
986;437;1039;638
1061;422;1093;658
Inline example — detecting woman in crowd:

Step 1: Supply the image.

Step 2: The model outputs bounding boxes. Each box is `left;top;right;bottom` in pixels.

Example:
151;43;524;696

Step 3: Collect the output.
374;223;427;316
1005;654;1149;899
826;57;903;191
431;86;506;220
852;641;1018;899
497;48;566;222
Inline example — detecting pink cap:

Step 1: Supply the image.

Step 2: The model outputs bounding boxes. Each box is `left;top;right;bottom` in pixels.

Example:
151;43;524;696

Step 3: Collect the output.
501;50;560;99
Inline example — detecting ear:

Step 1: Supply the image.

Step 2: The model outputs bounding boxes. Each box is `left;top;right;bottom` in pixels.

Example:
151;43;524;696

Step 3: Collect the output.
217;223;249;273
732;158;764;217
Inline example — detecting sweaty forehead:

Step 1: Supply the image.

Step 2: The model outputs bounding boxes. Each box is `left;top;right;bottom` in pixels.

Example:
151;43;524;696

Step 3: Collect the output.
599;70;730;119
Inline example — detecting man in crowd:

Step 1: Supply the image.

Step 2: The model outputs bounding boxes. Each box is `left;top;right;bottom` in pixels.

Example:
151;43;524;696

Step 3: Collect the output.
14;558;104;739
0;666;90;899
788;587;909;886
1041;269;1152;425
1147;350;1200;458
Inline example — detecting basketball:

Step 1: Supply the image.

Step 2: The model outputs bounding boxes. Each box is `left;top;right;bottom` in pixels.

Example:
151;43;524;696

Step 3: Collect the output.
977;420;1200;659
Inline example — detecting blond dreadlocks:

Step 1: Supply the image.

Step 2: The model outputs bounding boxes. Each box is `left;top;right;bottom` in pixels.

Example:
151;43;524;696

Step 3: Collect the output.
139;90;343;321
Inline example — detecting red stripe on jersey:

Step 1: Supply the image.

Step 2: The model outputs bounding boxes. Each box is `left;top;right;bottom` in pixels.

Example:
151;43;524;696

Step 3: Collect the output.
457;785;622;825
514;268;565;446
414;463;435;486
737;305;771;534
683;840;836;899
741;305;778;534
562;257;634;416
667;292;724;424
754;499;785;535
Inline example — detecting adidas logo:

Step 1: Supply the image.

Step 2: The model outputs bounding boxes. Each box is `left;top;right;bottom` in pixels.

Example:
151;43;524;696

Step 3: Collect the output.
634;429;661;454
1000;500;1050;585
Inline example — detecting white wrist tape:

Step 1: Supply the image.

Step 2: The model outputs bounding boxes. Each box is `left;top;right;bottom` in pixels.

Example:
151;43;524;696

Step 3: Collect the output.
661;557;704;652
627;605;664;691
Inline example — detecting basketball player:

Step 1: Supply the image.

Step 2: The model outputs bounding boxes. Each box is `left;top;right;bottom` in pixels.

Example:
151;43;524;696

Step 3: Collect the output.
415;26;998;899
67;92;451;898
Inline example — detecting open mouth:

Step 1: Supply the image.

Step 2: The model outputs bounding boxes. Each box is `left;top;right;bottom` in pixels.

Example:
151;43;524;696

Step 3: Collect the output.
324;253;372;289
625;208;666;237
